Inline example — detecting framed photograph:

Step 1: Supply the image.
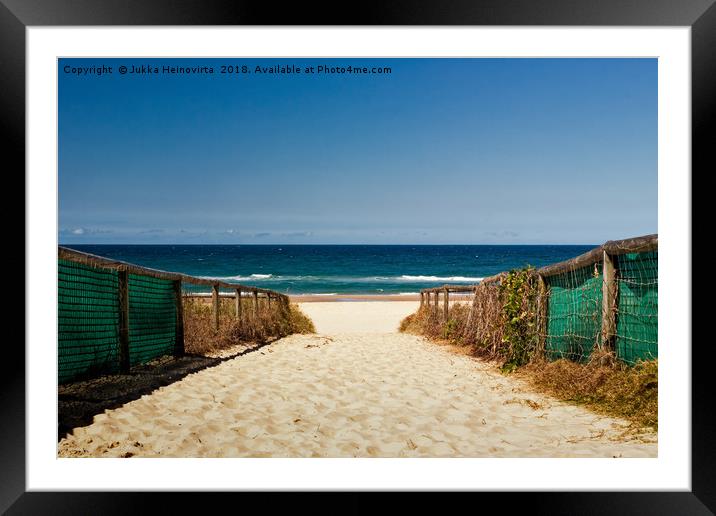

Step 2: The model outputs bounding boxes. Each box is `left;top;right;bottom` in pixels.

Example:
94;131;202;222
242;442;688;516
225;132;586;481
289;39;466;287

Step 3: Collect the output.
7;0;710;511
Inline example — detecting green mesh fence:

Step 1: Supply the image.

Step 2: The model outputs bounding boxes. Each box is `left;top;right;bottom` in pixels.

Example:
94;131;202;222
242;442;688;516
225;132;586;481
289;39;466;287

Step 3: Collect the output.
614;251;658;364
59;257;179;383
128;274;176;366
545;262;603;362
58;259;120;383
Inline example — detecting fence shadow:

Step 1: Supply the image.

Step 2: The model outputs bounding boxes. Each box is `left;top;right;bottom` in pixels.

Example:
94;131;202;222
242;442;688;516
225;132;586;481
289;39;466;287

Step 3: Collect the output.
58;338;279;441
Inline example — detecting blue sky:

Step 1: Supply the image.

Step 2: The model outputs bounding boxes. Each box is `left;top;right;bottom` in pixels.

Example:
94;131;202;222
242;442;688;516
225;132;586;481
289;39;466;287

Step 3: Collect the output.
59;58;657;245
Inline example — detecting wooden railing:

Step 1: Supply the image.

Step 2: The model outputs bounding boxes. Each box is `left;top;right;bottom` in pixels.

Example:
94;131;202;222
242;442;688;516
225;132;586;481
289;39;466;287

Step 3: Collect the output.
420;285;477;320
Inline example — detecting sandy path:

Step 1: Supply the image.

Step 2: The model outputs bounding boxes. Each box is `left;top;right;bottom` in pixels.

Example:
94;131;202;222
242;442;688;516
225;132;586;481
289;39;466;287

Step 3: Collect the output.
59;301;656;458
296;300;419;333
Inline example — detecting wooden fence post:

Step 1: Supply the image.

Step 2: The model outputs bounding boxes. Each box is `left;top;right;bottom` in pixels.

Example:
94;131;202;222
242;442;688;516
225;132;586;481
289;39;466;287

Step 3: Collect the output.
420;292;424;308
118;269;130;373
443;288;449;320
601;251;617;349
267;294;272;310
173;280;185;356
425;291;430;307
253;290;259;315
212;284;220;331
434;291;439;312
235;289;242;320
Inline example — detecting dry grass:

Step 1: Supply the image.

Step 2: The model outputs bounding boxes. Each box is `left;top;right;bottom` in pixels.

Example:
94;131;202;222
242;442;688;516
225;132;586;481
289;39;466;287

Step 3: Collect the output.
400;295;509;359
518;354;658;430
400;303;474;341
182;295;314;355
463;280;506;355
401;274;538;365
400;304;478;357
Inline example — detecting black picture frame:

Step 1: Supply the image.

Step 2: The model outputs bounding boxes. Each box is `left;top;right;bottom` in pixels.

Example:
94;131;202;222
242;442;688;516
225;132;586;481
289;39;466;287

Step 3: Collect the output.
5;0;710;512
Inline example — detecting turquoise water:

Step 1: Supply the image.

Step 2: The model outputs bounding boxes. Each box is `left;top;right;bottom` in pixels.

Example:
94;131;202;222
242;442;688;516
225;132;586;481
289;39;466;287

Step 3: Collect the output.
64;245;594;295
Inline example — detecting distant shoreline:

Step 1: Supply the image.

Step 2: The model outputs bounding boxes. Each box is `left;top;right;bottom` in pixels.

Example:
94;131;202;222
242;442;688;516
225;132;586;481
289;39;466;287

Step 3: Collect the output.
291;294;421;302
289;293;474;303
184;292;474;302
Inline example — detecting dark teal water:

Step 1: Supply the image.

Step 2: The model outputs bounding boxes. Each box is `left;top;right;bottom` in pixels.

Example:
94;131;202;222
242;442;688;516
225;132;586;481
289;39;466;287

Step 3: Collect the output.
64;245;593;295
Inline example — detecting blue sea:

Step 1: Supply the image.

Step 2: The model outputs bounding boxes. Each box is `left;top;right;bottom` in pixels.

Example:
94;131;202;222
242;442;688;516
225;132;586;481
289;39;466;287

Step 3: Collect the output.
63;245;594;295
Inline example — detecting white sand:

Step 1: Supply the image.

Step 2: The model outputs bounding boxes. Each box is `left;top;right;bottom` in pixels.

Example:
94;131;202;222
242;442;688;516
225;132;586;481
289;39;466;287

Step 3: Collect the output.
58;301;656;458
297;300;419;333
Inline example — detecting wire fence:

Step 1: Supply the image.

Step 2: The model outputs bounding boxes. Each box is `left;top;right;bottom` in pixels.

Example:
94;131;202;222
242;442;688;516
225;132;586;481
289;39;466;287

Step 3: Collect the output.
614;250;658;364
418;234;658;366
544;262;603;363
58;247;289;383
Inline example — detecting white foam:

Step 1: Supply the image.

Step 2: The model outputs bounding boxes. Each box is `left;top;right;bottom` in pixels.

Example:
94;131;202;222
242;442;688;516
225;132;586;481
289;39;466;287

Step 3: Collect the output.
200;273;273;281
198;273;483;284
398;275;483;282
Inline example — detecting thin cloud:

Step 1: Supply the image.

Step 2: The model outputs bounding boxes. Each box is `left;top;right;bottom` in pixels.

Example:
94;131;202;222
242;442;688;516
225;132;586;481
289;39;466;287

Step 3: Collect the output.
485;231;519;238
280;231;314;238
61;227;113;236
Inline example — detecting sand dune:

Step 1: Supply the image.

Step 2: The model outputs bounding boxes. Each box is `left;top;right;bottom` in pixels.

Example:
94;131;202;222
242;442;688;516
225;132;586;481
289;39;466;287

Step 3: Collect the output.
58;301;656;458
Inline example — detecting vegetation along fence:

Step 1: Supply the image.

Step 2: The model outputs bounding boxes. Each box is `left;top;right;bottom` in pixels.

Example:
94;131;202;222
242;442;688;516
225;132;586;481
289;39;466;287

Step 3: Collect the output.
58;247;289;383
419;234;657;365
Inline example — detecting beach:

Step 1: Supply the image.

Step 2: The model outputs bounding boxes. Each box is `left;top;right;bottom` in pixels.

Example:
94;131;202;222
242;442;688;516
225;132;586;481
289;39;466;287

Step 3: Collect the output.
289;293;474;303
58;300;657;458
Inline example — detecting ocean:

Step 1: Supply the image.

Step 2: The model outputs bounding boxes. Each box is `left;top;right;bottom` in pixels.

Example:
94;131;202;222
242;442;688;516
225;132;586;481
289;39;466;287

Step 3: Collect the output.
63;245;594;295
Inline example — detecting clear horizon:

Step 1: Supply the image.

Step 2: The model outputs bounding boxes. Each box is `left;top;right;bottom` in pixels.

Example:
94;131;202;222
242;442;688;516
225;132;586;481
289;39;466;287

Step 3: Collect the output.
59;58;657;245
